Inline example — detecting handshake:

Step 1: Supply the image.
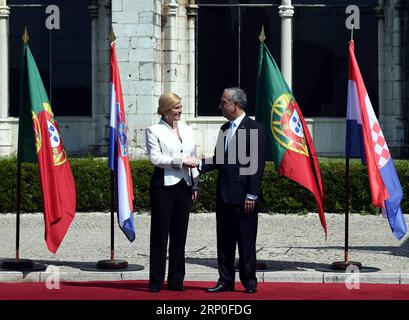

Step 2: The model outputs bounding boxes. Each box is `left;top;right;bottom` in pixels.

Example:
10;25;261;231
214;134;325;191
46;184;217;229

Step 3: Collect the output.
182;157;200;168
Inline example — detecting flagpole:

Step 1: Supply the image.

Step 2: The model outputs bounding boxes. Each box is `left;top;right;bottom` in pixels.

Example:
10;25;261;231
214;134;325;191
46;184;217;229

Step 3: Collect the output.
344;157;350;263
110;171;115;261
15;161;22;262
96;28;128;270
97;139;128;268
16;29;29;264
343;157;362;268
331;159;362;270
1;162;33;270
97;166;128;269
2;28;46;271
245;25;269;272
331;28;362;270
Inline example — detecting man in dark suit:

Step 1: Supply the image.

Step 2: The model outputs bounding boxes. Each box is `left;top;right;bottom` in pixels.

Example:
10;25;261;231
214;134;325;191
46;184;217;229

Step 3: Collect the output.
200;87;266;294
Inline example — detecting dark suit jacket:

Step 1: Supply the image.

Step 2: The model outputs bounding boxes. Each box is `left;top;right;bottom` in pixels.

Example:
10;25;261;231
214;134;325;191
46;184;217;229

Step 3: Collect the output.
201;115;266;205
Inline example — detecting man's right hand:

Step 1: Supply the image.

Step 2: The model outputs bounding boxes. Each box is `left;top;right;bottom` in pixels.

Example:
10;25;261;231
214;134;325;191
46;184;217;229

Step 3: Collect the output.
244;199;256;214
183;157;200;168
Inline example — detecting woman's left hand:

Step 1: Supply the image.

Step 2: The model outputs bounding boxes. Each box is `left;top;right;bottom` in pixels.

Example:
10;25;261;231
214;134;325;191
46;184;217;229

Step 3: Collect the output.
192;190;198;202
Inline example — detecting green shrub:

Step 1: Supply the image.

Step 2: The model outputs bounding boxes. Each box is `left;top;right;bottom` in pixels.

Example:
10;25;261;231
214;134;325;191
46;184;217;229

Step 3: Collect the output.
0;158;407;214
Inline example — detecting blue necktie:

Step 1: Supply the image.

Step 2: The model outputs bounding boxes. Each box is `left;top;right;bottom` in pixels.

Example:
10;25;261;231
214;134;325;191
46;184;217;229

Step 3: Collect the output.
225;121;235;151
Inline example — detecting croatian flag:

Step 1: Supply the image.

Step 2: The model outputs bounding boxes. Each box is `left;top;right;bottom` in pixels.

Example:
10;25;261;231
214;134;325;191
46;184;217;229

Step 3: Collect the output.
108;40;136;242
346;40;407;240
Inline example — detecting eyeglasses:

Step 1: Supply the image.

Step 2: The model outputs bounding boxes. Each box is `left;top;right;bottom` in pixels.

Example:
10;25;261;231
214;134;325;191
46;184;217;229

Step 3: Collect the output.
219;100;235;109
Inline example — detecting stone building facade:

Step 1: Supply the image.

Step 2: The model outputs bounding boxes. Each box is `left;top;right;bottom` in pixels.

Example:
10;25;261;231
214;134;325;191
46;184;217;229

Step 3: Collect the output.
0;0;408;159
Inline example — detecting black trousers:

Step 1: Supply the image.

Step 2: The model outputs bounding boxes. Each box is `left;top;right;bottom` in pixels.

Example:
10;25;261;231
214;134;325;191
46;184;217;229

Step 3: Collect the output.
149;179;192;290
216;198;259;290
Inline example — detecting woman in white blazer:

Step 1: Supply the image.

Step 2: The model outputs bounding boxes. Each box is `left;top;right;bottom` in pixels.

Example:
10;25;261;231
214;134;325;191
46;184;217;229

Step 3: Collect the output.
146;92;200;293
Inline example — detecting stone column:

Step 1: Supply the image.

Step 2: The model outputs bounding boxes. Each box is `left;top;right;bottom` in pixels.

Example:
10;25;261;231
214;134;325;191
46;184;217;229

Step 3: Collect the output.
88;1;98;114
187;1;198;118
163;0;178;93
94;0;111;154
0;2;10;119
88;2;99;121
278;0;294;89
381;0;408;157
391;0;409;157
375;0;385;127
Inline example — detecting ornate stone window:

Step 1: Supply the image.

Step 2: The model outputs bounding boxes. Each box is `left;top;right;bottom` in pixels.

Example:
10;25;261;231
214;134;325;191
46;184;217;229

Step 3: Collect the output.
197;0;281;116
197;0;378;118
8;0;92;117
292;0;378;117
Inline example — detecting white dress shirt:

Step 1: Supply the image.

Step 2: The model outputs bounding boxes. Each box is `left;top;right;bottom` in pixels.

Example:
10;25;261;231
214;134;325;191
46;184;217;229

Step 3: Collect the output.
225;112;246;150
146;119;199;189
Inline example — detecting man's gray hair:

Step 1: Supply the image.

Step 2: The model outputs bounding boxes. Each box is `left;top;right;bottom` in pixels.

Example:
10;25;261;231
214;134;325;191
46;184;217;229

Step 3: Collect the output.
225;87;247;110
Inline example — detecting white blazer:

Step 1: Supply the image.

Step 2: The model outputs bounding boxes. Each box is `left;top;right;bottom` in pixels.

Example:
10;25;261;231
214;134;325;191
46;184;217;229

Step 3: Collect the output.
146;119;199;189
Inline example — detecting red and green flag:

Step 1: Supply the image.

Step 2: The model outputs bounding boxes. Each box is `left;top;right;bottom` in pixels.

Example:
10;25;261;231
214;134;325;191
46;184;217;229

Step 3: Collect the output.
17;38;76;253
255;41;327;238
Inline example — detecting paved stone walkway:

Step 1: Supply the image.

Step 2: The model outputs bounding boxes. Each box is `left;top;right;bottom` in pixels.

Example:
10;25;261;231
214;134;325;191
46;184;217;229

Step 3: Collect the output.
0;213;408;283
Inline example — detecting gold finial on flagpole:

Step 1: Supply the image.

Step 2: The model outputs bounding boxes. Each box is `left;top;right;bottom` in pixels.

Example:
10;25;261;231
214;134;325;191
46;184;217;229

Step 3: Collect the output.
22;26;29;43
109;27;116;43
259;25;266;43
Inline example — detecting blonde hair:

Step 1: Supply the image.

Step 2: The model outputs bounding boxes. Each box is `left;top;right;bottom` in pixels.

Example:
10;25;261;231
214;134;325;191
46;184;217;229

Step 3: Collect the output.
157;92;181;115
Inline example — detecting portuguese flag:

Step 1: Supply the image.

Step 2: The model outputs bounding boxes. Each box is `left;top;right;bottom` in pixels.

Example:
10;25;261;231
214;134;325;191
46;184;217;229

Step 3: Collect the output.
255;41;327;238
17;39;76;253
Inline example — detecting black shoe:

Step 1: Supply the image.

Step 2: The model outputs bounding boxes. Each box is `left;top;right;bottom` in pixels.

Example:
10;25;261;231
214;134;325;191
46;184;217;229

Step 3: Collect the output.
207;284;234;293
149;287;161;293
168;285;185;291
245;288;257;294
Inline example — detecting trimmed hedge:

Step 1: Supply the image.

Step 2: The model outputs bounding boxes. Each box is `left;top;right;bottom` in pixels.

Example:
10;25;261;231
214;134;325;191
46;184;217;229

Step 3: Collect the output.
0;158;408;214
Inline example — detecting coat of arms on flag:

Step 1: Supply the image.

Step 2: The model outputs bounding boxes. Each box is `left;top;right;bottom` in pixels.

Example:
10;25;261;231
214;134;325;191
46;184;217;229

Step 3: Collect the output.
271;93;308;157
